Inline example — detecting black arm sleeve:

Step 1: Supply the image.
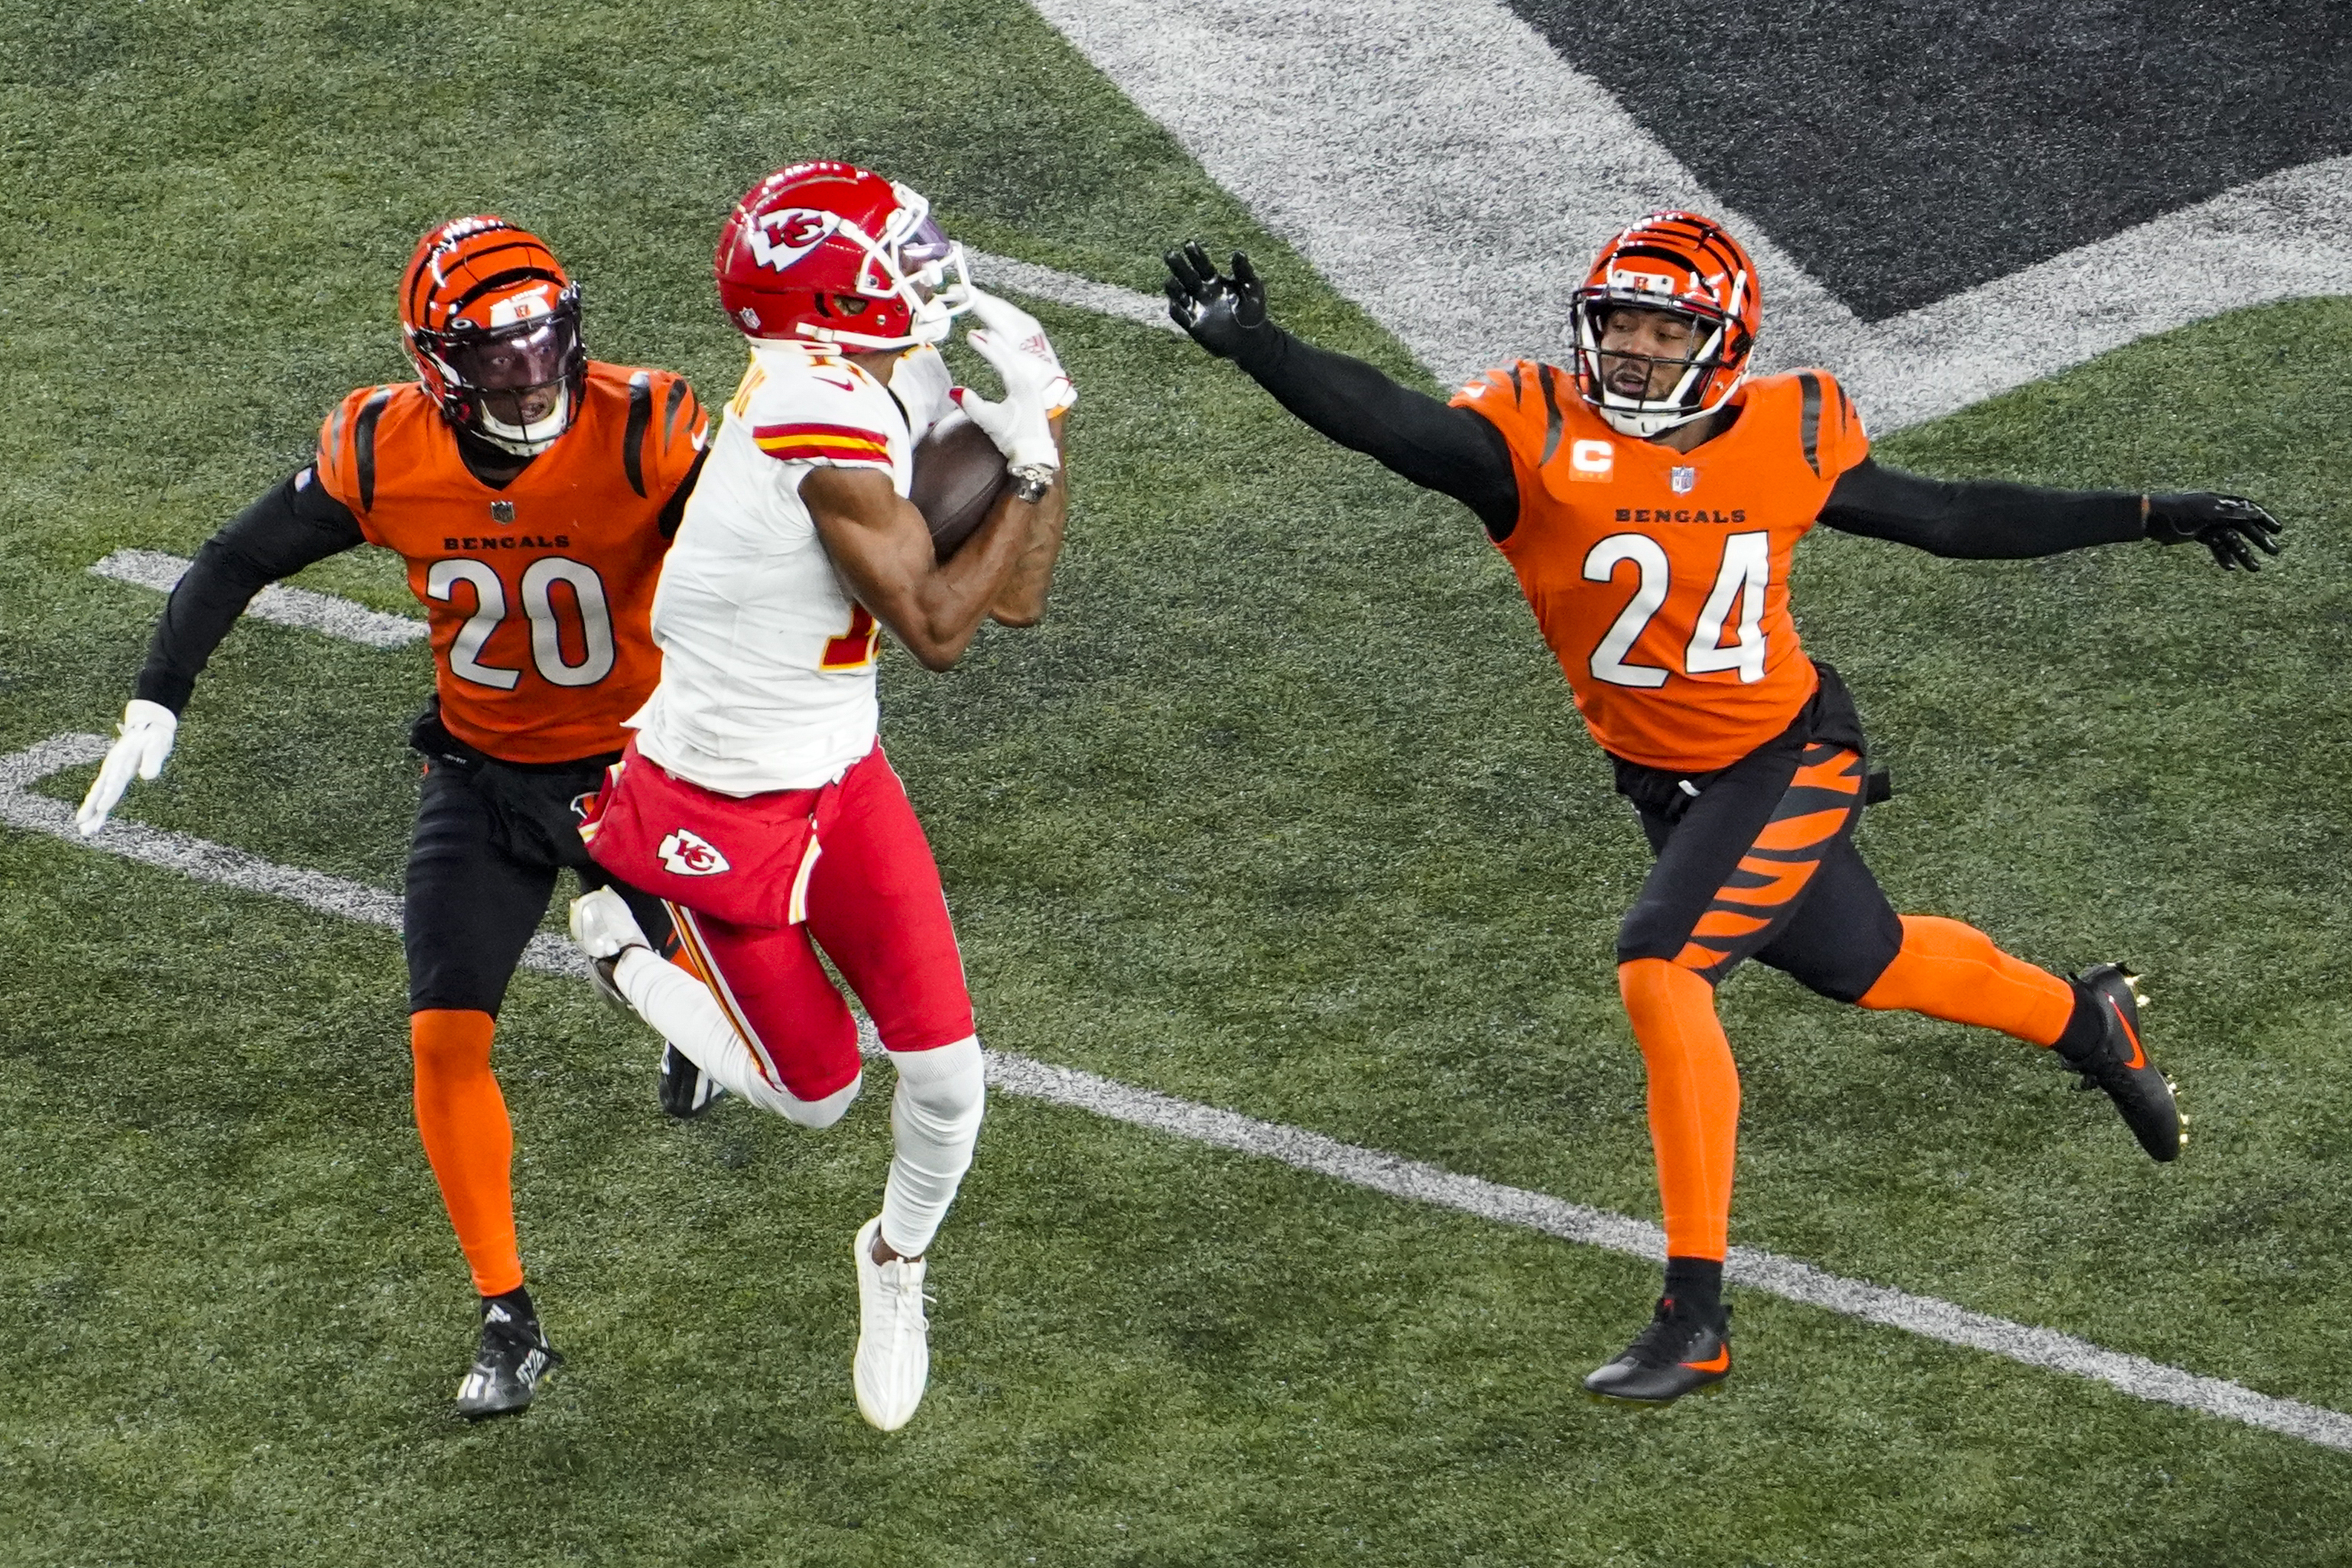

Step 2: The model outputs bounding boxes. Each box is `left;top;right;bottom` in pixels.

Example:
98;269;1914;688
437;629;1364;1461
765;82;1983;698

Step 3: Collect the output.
135;471;365;713
1230;329;1522;539
1817;456;2146;559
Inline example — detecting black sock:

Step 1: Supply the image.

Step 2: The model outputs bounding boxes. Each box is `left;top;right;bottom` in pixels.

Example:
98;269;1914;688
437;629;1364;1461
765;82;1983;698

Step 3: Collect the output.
1663;1256;1723;1323
482;1284;536;1323
2052;980;2103;1061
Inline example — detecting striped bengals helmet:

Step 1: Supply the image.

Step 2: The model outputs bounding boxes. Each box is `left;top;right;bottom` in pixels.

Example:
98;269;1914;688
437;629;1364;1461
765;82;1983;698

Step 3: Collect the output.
400;216;588;456
1569;212;1759;440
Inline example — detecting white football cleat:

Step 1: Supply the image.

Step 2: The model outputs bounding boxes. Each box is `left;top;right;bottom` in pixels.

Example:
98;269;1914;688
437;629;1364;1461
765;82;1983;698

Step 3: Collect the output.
852;1214;930;1431
568;887;650;1011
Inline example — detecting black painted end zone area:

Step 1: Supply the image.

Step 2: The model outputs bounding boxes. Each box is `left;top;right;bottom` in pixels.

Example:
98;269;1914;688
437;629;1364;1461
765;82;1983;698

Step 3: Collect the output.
1510;1;2352;320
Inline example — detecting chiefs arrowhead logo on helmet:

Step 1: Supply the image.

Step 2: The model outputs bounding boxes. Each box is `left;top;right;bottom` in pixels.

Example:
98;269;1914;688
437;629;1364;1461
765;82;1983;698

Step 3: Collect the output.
1570;212;1760;440
713;161;972;351
746;208;843;273
658;828;730;877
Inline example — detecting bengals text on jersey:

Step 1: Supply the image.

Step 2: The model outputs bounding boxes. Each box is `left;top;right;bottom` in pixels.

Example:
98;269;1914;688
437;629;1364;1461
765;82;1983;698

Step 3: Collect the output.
314;360;708;764
1452;362;1869;773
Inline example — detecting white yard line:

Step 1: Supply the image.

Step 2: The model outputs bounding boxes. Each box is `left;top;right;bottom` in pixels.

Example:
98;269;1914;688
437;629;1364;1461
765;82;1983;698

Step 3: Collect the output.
7;731;2348;1453
2;734;580;977
1026;0;2352;428
89;550;426;648
966;248;1181;335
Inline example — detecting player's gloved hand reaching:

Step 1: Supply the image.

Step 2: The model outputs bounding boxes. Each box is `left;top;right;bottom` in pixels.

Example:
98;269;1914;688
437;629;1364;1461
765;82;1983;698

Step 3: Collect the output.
1164;242;1276;361
2146;492;2284;571
74;698;177;836
963;290;1074;415
952;319;1064;486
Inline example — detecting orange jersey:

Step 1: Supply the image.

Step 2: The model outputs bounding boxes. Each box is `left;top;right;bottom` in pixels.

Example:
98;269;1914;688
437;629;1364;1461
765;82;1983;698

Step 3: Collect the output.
315;362;707;764
1452;364;1868;772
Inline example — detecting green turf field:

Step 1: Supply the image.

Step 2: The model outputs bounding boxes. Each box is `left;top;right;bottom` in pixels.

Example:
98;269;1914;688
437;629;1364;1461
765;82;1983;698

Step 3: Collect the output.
5;3;2352;1563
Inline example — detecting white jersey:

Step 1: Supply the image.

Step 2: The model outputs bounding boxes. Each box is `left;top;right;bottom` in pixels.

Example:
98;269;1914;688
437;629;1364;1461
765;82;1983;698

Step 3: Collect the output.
629;341;953;794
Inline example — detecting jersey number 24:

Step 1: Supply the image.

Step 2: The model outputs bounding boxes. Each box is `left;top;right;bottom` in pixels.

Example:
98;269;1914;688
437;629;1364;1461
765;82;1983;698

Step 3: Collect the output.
1583;531;1769;689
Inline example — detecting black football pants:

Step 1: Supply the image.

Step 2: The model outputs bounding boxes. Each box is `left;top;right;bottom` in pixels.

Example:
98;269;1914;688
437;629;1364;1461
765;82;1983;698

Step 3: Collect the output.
1612;666;1905;1002
404;755;675;1016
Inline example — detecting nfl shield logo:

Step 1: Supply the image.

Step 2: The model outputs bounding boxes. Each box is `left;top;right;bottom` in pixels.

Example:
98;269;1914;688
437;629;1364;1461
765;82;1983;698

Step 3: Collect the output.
1671;466;1697;495
489;500;516;524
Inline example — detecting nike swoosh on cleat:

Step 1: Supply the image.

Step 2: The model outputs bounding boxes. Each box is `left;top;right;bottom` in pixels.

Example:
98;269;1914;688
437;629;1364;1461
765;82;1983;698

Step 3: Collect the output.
2108;998;2147;1070
1679;1348;1730;1374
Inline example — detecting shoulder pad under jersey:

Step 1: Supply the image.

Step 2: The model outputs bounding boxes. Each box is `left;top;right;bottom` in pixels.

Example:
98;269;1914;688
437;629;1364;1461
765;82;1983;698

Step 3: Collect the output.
1761;368;1870;480
1452;360;1571;469
588;362;710;499
739;348;901;469
314;382;418;517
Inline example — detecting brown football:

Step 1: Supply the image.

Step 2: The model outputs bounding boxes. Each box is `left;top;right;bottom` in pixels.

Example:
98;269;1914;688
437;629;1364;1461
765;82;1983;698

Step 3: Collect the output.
910;410;1012;561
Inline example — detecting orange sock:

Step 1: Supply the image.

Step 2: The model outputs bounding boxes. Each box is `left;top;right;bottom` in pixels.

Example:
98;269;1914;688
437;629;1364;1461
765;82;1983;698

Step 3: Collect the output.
1618;958;1740;1261
409;1009;522;1297
1857;915;2077;1046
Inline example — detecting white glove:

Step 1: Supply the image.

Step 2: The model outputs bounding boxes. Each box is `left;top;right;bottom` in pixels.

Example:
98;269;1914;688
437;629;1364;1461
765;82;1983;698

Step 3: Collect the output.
75;699;177;836
964;289;1074;414
953;326;1064;483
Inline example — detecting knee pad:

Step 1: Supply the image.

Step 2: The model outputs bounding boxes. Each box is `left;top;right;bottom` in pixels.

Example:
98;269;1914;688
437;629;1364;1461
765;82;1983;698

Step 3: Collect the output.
757;1069;862;1130
888;1034;985;1134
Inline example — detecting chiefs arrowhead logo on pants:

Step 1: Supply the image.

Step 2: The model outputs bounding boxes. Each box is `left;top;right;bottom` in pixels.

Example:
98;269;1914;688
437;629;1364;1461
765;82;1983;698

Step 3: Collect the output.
658;828;731;877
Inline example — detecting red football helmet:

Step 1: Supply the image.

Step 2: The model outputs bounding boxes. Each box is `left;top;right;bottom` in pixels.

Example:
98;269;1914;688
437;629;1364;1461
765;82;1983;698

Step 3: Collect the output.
713;161;970;351
400;216;586;456
1569;212;1759;439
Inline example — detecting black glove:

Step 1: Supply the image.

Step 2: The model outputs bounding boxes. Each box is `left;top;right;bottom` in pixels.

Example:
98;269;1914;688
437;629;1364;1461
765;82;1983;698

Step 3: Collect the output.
1164;242;1277;363
2145;492;2284;571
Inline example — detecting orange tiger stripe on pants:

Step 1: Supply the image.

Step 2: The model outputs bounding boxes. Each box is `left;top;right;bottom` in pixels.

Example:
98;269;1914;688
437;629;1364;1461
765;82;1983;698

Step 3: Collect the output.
1613;736;2084;1262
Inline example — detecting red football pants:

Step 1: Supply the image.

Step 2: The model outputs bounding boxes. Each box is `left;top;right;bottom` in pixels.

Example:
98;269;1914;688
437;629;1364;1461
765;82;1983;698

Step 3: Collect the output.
664;747;976;1102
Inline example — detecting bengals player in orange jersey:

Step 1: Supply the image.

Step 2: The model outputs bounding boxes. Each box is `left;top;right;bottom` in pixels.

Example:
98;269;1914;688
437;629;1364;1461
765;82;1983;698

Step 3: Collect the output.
1167;215;2282;1406
75;216;710;1418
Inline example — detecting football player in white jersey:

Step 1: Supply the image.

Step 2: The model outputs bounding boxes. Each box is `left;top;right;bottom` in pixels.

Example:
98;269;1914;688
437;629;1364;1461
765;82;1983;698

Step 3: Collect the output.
564;161;1069;1430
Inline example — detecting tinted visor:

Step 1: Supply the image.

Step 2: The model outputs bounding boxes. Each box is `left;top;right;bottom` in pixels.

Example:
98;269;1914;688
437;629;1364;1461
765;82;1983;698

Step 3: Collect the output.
448;314;577;391
896;215;956;291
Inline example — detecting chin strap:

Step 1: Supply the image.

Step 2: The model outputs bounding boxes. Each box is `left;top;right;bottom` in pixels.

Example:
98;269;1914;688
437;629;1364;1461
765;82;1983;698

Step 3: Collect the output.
1593;375;1743;440
473;381;572;456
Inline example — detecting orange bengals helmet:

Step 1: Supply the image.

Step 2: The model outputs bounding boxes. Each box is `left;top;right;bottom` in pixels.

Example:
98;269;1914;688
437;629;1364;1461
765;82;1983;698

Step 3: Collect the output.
1569;212;1759;440
400;216;587;456
713;161;970;350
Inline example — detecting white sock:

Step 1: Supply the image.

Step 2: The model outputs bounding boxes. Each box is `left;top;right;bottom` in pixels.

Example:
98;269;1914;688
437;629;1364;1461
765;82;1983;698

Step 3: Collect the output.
879;1036;986;1258
612;947;860;1129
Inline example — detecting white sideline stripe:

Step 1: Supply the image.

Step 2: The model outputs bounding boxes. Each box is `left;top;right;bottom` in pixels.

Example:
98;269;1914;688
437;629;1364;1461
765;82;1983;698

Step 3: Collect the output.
89;549;426;649
987;1053;2352;1453
3;733;580;979
1028;0;2352;429
5;732;2348;1454
966;248;1183;336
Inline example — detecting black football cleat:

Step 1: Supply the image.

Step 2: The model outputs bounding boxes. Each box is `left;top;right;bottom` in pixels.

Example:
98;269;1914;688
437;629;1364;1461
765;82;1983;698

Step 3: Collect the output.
1584;1297;1732;1406
2057;965;2185;1162
658;1043;727;1119
456;1290;562;1420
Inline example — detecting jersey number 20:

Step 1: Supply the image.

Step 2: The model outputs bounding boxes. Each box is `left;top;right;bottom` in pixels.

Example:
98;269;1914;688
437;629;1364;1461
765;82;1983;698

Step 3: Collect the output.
1583;531;1769;689
427;557;616;690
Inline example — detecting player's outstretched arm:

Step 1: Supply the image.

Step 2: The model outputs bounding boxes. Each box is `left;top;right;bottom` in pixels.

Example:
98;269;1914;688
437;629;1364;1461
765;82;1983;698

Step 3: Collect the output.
1818;457;2285;570
1164;242;1519;538
76;470;363;834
